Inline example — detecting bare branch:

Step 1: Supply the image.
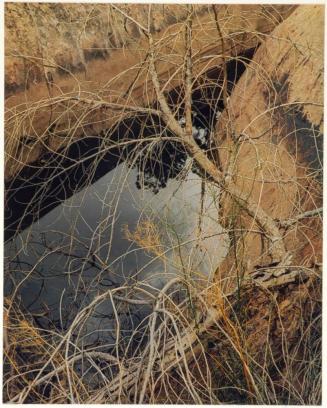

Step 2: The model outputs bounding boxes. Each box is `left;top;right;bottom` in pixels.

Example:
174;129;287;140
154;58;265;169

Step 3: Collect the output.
278;207;323;228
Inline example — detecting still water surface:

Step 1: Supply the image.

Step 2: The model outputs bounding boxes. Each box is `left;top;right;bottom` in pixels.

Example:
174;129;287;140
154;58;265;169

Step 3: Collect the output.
5;162;229;346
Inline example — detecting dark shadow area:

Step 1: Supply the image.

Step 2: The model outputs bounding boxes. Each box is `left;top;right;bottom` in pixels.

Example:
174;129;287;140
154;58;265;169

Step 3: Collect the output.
5;48;256;241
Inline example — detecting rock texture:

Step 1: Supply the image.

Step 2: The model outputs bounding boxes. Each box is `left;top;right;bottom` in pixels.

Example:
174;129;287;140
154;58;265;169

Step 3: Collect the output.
216;5;323;279
5;4;197;95
5;4;295;180
3;5;323;404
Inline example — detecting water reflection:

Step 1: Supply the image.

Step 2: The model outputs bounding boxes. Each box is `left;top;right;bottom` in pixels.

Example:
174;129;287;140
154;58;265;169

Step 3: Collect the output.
5;162;229;347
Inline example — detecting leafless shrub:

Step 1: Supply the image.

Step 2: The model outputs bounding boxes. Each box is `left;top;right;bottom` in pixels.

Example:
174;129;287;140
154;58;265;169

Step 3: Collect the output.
4;4;322;404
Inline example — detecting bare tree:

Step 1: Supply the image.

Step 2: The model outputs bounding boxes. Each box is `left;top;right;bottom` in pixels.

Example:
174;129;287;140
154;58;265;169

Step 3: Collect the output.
4;4;322;404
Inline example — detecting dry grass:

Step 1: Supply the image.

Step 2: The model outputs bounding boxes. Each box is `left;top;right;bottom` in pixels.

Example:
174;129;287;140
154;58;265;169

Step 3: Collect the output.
4;4;322;404
123;219;164;258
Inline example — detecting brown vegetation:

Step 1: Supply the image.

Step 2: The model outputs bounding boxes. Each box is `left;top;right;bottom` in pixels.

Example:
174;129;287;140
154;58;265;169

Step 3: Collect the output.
4;4;322;404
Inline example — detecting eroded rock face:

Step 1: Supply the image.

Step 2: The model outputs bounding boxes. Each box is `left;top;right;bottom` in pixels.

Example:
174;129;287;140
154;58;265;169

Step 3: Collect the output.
5;4;200;95
215;5;323;276
5;4;296;97
5;4;295;180
3;6;323;403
